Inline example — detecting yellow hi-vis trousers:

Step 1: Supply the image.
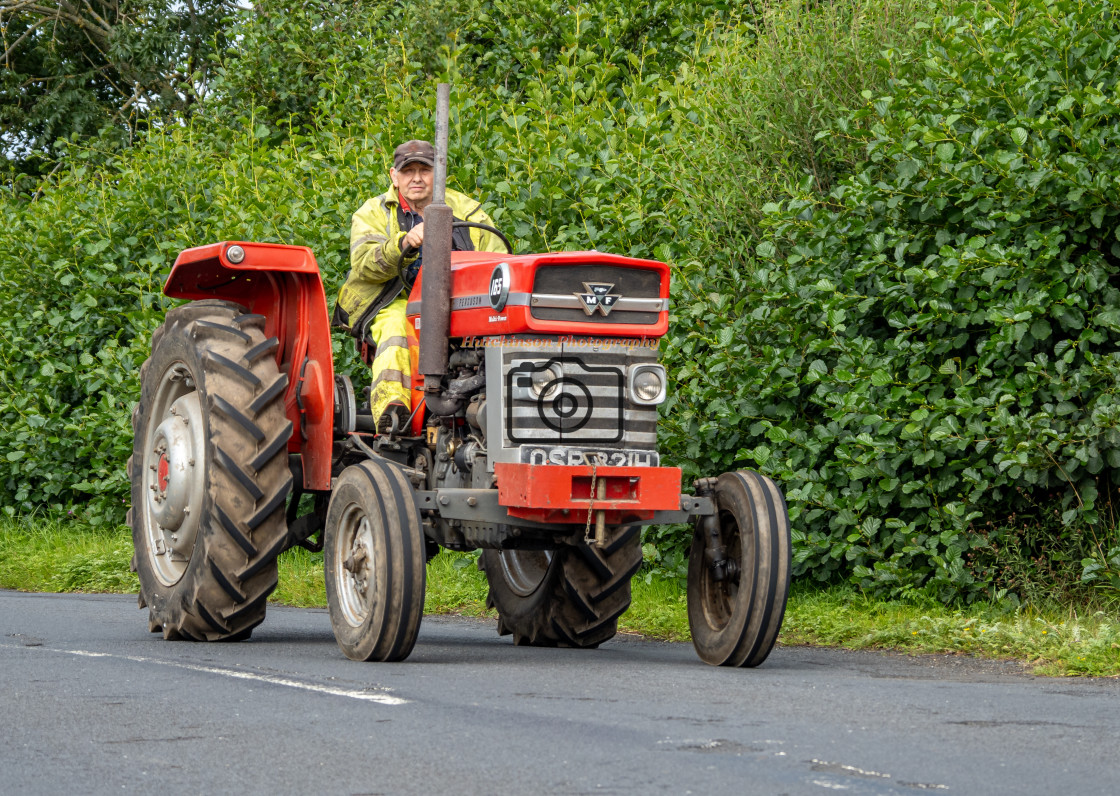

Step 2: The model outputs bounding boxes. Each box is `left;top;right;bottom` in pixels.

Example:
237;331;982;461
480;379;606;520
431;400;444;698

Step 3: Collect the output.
367;296;412;419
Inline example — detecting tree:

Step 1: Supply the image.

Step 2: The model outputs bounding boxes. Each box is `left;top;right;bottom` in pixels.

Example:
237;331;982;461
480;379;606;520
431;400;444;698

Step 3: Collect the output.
1;1;238;176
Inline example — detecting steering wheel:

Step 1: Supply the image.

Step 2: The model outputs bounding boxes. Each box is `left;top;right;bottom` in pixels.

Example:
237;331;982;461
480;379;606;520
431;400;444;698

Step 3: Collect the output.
400;221;514;261
452;221;514;254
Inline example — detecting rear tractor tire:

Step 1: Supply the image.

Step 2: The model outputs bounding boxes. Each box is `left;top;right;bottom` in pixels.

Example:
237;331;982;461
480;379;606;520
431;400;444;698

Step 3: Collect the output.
324;459;426;662
128;300;293;641
480;525;642;648
687;470;792;667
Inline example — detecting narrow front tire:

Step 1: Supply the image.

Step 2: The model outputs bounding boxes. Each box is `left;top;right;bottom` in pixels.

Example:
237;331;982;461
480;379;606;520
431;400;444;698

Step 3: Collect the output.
687;470;792;667
324;459;426;662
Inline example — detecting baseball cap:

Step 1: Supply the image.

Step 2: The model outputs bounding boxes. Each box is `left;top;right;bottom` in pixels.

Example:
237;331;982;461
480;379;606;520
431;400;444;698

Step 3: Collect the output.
393;140;436;170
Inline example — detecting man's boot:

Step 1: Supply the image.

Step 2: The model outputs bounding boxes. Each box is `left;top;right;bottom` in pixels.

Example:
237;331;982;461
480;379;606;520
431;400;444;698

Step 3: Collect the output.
377;401;410;435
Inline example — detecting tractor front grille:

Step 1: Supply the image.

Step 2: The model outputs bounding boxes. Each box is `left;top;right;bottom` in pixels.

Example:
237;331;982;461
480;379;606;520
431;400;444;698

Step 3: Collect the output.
529;265;664;326
500;338;658;450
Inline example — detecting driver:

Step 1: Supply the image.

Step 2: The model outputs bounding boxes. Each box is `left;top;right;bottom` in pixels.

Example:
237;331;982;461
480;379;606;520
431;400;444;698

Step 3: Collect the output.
333;140;506;433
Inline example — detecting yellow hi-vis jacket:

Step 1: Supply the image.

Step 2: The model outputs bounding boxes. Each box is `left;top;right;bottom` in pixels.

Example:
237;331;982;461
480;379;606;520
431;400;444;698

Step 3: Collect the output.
332;184;505;343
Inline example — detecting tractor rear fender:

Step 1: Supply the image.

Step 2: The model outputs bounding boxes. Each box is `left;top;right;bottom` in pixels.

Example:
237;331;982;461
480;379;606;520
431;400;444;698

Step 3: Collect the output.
164;241;334;490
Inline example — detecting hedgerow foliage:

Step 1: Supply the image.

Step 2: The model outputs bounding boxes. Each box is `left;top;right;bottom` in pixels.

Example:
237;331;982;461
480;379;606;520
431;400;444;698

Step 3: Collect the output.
2;0;1118;602
674;0;1120;600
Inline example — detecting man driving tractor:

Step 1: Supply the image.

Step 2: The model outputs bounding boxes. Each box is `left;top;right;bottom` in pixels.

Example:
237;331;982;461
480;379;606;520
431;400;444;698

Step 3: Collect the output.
332;139;506;432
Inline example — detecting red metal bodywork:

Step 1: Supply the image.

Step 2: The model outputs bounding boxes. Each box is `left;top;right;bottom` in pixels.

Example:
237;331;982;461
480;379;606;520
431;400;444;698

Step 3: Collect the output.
164;242;334;491
434;251;678;523
405;250;670;338
495;462;683;524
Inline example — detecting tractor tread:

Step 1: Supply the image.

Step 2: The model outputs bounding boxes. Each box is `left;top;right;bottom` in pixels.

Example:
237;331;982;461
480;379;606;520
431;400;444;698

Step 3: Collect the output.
203;350;263;389
222;583;273;625
237;531;289;581
233;313;267;330
215;503;257;557
211;394;267;442
209;556;247;604
244;337;280;364
249;374;289;416
196;601;231;635
482;524;642;650
250;423;294;472
247;473;294;531
213;444;265;501
193;319;251;344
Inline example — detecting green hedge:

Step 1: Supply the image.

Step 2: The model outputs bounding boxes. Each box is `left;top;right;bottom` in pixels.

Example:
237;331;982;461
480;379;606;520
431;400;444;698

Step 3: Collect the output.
679;0;1120;600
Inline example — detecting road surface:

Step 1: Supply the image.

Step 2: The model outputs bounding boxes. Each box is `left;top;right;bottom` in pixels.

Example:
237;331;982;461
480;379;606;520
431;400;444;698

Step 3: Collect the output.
1;590;1117;794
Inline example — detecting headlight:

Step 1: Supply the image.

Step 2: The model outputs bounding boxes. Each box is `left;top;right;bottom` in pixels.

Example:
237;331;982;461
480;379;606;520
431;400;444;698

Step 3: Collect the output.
629;364;666;405
530;363;563;398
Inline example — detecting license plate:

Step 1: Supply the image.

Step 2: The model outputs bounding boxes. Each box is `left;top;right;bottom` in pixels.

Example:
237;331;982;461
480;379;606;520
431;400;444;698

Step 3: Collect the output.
518;446;660;467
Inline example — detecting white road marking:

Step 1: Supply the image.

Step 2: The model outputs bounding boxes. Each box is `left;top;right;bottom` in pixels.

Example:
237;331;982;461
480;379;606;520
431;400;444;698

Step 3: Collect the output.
809;759;950;791
19;645;407;705
810;759;892;779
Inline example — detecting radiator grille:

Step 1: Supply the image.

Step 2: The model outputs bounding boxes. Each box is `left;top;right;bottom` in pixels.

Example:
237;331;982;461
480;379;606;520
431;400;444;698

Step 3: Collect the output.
501;339;658;449
530;265;663;325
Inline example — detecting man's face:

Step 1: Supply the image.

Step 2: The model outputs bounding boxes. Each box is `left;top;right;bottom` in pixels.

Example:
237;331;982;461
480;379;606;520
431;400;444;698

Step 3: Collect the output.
391;162;434;208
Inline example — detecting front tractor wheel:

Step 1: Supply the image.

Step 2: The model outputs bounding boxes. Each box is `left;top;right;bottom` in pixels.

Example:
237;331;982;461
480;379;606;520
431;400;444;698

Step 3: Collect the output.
324;459;426;662
480;525;642;648
687;470;792;667
128;300;293;641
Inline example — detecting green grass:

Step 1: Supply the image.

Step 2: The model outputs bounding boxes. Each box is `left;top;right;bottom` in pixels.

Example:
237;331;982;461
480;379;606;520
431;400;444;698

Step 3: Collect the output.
2;516;1117;676
780;585;1120;677
0;514;139;593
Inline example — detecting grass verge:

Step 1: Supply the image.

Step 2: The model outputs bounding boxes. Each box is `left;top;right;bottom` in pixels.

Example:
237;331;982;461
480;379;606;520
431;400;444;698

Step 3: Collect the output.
2;517;1117;676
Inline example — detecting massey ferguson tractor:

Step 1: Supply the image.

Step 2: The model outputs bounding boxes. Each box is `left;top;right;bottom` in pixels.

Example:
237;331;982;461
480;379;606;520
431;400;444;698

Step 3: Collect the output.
128;86;792;666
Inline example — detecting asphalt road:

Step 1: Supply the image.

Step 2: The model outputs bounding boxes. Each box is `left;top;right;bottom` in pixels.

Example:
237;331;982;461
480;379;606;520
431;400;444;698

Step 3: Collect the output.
1;590;1117;795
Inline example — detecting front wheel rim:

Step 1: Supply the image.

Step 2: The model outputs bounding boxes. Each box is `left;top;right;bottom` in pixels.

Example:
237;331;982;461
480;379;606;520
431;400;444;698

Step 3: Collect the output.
335;503;377;627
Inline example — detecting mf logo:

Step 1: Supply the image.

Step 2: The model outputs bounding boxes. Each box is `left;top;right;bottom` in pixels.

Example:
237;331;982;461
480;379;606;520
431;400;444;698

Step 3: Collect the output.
575;282;621;316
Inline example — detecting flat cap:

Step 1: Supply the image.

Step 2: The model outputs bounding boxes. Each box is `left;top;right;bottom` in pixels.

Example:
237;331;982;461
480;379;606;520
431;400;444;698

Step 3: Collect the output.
393;140;435;170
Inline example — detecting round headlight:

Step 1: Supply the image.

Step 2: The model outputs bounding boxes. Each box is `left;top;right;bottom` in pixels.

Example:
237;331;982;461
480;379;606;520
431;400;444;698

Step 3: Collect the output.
531;364;562;397
633;369;664;402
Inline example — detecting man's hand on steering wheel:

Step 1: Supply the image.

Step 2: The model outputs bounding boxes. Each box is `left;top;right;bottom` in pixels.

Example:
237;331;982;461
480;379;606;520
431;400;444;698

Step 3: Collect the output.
402;223;424;254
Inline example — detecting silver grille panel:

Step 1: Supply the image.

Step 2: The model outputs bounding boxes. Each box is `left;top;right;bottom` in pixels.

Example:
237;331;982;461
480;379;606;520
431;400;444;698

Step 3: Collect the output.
495;337;659;453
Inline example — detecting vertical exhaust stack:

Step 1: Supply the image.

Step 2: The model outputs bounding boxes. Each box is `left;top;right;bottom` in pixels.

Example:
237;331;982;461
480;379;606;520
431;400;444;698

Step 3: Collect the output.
420;83;454;403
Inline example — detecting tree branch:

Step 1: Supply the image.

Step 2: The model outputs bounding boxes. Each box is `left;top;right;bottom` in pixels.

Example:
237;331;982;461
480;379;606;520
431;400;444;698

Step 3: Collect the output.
0;1;114;45
1;15;49;64
77;0;111;32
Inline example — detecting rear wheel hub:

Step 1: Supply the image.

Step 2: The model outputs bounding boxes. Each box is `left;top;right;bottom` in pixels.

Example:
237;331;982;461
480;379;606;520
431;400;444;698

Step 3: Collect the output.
143;368;207;586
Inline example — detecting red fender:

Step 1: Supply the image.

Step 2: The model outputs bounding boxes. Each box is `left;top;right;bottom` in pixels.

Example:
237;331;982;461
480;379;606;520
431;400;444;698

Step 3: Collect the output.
164;242;334;491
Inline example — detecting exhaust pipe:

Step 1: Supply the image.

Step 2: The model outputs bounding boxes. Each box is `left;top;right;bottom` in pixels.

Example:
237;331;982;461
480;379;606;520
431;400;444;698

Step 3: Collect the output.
419;83;459;417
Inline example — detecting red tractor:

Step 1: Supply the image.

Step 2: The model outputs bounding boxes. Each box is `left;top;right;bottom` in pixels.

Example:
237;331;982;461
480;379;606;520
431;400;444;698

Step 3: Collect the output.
128;90;792;666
